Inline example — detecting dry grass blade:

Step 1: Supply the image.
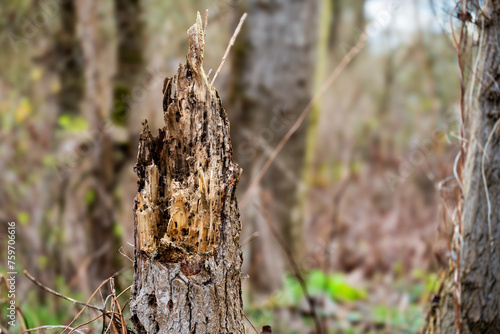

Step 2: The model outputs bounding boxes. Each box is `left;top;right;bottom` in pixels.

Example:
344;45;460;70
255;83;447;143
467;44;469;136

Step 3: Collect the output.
241;34;367;208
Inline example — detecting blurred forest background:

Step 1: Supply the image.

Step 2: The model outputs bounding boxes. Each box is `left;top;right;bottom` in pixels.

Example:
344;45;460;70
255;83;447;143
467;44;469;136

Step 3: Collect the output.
0;0;463;332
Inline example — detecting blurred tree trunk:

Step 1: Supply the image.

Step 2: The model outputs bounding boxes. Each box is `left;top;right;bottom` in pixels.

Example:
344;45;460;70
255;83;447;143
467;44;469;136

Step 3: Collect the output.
130;15;244;333
38;0;85;288
67;0;119;289
351;0;365;33
302;0;332;242
338;0;365;58
375;33;394;118
56;1;84;116
229;0;319;294
18;0;78;301
113;0;144;127
46;0;144;292
424;2;500;332
328;0;341;50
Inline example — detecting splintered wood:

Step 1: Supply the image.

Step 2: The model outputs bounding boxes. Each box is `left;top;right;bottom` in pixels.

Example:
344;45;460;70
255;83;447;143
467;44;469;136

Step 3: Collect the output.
134;12;239;262
131;12;244;334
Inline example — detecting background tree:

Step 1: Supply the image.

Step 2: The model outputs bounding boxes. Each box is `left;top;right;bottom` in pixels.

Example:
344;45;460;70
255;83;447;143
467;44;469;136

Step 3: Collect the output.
229;0;319;295
425;1;500;332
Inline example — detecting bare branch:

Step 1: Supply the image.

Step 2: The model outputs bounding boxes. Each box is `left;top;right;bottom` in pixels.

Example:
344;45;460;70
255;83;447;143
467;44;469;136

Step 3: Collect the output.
243;313;260;334
210;13;247;85
24;325;87;334
241;34;366;208
24;270;103;313
255;205;323;334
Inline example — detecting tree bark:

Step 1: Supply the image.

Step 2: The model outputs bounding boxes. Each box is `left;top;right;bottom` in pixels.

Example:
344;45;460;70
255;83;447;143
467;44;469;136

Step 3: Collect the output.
424;2;500;332
130;14;244;333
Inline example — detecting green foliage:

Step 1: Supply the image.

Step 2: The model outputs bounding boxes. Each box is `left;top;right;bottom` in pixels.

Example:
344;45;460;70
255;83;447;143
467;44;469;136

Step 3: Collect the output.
21;293;65;331
282;270;367;304
84;190;96;206
17;211;30;225
272;270;367;311
58;114;89;133
20;276;92;332
243;308;274;331
38;255;48;270
252;268;437;332
409;269;439;302
324;273;367;302
369;304;424;333
113;223;123;238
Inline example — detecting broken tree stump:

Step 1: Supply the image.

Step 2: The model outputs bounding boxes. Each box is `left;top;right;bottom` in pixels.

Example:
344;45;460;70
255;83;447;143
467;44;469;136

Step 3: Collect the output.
130;13;244;333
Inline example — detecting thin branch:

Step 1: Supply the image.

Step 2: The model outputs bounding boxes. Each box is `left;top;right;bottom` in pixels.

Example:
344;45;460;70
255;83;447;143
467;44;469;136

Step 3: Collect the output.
204;9;208;43
241;34;366;208
210;13;247;85
453;150;464;194
16;307;28;332
102;295;114;334
255;205;323;334
68;314;104;334
24;325;87;334
324;175;352;274
116;285;132;299
243;313;260;334
24;270;103;313
61;277;113;334
240;231;259;247
450;1;468;332
118;246;133;263
481;118;500;247
103;278;119;334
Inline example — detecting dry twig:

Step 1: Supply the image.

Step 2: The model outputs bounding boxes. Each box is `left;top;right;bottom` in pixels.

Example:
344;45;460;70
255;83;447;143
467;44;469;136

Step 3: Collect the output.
61;277;112;333
241;34;367;208
24;325;87;334
256;205;323;334
210;13;247;85
243;313;260;334
24;270;103;313
204;9;208;43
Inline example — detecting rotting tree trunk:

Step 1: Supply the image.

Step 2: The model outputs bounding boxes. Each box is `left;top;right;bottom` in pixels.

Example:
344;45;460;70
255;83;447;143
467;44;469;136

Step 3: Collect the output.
130;14;244;333
424;2;500;333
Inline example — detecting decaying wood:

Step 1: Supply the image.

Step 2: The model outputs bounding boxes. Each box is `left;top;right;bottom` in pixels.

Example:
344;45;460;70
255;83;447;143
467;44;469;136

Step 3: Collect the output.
130;13;244;333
